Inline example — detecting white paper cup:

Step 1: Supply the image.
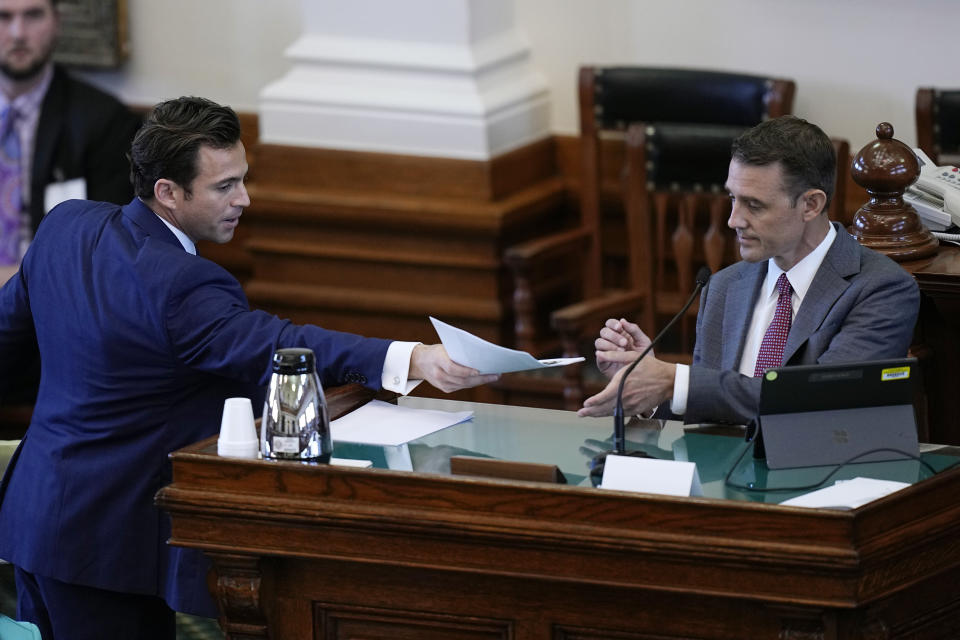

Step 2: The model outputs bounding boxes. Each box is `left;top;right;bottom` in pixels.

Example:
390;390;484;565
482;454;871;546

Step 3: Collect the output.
217;397;258;459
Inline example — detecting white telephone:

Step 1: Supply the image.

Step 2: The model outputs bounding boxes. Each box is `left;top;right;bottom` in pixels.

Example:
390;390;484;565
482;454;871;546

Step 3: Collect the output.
904;148;960;232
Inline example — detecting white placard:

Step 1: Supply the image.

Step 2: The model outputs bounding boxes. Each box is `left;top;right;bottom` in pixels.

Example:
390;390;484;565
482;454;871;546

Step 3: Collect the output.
599;455;703;497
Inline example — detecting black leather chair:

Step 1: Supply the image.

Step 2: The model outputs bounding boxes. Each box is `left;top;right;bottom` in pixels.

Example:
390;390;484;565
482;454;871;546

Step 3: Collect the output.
917;88;960;166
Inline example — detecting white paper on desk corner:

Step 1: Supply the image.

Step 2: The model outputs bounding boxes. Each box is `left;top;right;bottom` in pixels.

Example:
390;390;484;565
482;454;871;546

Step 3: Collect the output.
779;477;911;509
330;399;473;446
430;316;584;375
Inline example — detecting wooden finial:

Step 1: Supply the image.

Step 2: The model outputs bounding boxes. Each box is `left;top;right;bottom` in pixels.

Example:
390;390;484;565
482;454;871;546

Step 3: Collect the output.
849;122;938;261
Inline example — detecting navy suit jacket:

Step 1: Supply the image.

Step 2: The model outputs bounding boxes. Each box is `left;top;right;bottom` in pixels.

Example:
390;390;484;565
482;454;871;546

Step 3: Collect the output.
31;65;142;232
0;198;391;616
683;223;920;425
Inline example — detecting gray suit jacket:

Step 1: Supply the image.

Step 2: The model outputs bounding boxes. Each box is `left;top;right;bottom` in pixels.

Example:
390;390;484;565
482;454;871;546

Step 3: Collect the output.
684;223;919;425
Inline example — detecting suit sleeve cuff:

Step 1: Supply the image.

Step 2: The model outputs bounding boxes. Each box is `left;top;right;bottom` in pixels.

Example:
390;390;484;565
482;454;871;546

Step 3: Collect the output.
381;341;422;395
669;363;690;415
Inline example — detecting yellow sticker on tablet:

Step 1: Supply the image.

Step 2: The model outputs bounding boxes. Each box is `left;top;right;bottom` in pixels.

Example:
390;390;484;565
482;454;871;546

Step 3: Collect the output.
881;366;910;381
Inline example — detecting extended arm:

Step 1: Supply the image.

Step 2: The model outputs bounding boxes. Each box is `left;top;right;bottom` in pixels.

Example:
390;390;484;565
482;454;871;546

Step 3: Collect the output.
166;261;497;393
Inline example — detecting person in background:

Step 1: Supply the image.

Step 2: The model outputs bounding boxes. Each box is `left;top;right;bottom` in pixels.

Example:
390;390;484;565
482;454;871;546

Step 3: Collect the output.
0;96;498;640
579;116;919;425
0;0;141;279
0;0;142;428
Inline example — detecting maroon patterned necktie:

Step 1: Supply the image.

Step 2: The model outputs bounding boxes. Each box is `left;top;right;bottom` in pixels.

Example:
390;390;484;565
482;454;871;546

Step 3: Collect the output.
754;273;793;377
0;106;21;265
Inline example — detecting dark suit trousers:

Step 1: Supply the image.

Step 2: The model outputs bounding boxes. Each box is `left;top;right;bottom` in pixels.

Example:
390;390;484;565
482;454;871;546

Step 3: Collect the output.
15;566;175;640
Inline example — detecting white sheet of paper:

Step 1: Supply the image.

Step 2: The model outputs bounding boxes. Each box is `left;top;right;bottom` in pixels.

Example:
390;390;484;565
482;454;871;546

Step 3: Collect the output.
330;457;373;468
779;477;910;509
330;399;473;446
44;177;86;214
599;455;703;497
430;316;584;374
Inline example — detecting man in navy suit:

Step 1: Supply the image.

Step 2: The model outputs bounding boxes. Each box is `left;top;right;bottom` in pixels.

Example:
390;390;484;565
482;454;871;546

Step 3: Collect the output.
0;96;497;639
578;116;919;425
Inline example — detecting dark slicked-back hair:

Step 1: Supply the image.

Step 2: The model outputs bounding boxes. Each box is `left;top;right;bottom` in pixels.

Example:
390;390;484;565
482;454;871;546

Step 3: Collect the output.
731;115;836;214
129;97;241;199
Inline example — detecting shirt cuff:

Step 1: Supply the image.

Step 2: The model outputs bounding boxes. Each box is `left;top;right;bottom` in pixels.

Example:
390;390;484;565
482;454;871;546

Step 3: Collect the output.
381;341;422;395
669;363;690;415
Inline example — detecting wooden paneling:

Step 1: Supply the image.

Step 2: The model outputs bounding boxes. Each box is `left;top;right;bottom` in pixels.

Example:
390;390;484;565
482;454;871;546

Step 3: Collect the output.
239;136;571;353
315;602;511;640
251;136;557;202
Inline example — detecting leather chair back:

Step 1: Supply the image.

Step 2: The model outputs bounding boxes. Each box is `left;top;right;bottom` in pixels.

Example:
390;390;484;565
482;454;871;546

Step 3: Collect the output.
917;88;960;166
592;68;787;129
639;122;746;192
578;67;795;300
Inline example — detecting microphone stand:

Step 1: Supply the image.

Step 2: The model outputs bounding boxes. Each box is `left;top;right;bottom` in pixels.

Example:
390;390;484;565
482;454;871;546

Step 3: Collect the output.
590;267;711;485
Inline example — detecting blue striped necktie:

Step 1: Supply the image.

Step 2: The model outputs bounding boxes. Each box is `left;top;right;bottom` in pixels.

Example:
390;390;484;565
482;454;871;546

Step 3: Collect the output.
0;106;21;265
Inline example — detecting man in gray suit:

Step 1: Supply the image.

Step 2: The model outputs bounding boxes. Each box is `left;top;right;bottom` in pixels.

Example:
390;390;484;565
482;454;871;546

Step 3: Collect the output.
578;116;920;425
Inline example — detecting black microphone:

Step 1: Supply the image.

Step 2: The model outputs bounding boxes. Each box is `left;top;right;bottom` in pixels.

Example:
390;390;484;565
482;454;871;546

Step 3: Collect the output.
590;266;711;484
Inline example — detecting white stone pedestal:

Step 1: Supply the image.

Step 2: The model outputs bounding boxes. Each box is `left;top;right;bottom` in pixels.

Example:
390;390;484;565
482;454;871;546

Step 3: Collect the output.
259;0;550;160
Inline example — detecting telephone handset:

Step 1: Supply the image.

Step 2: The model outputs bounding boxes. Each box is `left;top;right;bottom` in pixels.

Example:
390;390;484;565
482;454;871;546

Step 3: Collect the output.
904;148;960;232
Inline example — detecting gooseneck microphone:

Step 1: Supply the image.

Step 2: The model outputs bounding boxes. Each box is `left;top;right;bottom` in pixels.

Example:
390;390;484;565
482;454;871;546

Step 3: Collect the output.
590;266;711;484
611;265;712;453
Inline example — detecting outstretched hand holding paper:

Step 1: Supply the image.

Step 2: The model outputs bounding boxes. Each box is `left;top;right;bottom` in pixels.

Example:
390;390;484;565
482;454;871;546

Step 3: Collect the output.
430;317;584;375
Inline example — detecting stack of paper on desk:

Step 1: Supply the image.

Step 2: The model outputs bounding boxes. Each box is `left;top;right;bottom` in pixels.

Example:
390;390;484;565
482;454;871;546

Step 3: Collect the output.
430;316;584;374
779;477;910;509
330;399;473;446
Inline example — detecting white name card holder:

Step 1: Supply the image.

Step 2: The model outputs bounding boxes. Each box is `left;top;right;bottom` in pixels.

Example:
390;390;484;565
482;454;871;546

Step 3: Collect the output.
599;455;703;497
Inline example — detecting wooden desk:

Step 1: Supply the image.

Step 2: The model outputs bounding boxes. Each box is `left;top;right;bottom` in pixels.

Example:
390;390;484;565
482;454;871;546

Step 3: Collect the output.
157;399;960;640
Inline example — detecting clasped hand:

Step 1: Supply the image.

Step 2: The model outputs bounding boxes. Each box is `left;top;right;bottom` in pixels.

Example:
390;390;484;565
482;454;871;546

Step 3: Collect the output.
577;318;675;418
593;317;651;378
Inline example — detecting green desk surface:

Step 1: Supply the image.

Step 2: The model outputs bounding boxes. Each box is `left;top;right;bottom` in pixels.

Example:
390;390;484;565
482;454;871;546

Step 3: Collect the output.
329;397;960;505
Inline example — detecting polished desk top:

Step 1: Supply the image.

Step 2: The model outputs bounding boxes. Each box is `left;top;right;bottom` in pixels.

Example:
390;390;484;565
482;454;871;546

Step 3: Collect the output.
329;396;960;505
